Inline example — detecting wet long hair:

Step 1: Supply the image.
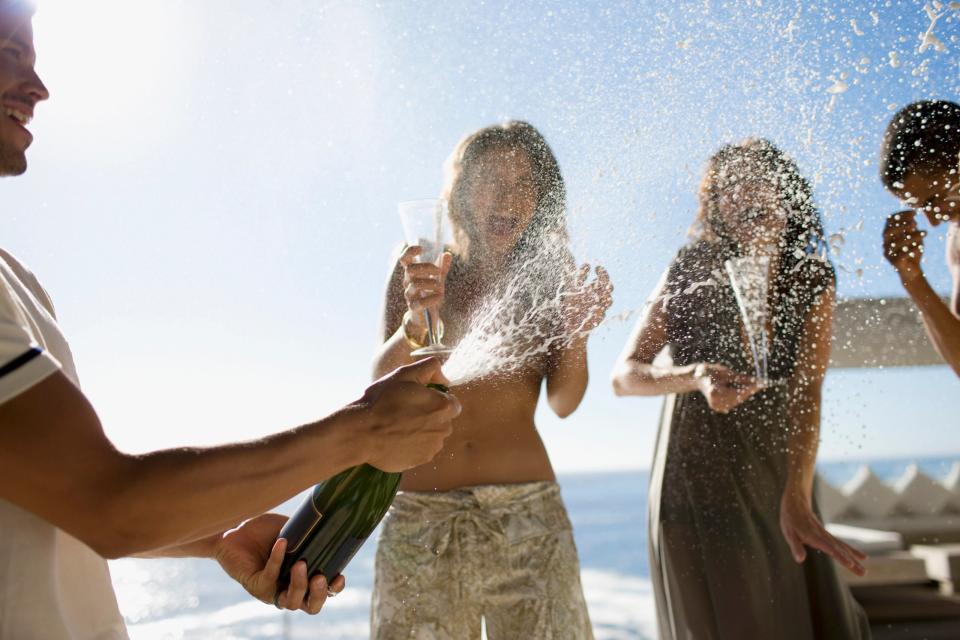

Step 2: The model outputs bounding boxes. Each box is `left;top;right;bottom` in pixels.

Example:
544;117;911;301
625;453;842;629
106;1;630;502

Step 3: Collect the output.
443;120;576;350
382;122;573;344
442;121;575;307
686;139;834;360
692;138;831;277
443;121;570;264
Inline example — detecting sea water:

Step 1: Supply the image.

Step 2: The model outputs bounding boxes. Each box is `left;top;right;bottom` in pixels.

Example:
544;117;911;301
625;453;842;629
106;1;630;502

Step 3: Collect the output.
110;457;958;639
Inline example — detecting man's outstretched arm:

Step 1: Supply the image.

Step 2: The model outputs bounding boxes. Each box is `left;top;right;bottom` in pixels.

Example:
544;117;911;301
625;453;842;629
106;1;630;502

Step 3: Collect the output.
139;512;347;613
0;359;457;560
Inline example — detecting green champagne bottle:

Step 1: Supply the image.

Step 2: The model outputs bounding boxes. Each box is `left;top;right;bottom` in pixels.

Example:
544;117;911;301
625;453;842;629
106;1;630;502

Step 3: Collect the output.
275;383;449;593
275;463;401;593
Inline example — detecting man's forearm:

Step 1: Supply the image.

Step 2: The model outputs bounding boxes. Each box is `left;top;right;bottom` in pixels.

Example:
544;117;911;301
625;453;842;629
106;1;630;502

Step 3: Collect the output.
5;362;454;562
103;405;369;557
902;273;960;374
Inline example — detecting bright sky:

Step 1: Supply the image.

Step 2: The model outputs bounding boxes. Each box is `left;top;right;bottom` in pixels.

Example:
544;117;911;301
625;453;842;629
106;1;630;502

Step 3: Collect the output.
4;0;958;472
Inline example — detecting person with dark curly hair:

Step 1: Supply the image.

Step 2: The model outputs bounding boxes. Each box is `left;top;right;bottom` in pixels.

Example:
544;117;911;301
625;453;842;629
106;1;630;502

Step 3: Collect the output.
880;100;960;376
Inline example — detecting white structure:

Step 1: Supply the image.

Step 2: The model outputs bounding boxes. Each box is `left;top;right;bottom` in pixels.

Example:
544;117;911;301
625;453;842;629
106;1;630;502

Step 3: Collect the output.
829;296;947;368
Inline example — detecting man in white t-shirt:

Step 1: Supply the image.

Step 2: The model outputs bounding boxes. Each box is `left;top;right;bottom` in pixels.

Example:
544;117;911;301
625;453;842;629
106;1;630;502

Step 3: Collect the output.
0;3;460;638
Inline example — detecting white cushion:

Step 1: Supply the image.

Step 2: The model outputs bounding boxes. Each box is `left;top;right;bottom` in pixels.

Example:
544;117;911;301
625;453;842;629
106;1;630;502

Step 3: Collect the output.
815;474;850;522
942;462;960;513
843;466;901;519
894;464;953;516
826;523;904;554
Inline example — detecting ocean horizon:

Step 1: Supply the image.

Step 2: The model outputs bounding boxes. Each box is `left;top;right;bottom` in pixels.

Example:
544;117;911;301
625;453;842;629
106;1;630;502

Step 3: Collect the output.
111;455;960;639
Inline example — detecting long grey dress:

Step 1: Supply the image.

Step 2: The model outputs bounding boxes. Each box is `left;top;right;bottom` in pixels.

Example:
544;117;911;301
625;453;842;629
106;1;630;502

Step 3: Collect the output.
649;240;871;640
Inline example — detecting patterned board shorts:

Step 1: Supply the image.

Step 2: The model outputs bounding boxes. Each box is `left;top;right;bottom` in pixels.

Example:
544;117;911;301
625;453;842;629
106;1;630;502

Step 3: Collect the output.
371;481;594;640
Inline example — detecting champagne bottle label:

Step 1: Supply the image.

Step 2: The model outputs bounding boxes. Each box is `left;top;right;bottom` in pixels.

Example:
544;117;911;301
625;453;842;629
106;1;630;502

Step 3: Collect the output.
276;465;402;593
283;489;324;554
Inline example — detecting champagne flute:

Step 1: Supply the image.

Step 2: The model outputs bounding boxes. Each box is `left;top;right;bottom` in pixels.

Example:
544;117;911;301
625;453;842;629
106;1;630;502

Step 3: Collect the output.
725;256;771;384
398;198;452;357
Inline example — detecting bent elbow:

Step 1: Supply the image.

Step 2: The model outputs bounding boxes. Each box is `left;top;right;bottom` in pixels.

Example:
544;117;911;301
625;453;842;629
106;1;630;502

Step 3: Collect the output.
949;358;960;379
80;461;170;559
610;363;631;396
611;374;626;396
547;393;580;419
76;509;144;559
88;537;135;560
82;500;154;559
553;405;576;419
91;519;176;560
943;342;960;377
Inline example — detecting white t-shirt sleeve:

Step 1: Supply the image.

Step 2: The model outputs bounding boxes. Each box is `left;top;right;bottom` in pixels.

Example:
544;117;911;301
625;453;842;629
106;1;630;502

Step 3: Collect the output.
0;278;60;405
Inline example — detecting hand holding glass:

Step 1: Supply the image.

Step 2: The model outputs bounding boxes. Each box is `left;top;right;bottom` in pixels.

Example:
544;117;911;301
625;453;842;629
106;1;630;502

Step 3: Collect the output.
398;198;452;357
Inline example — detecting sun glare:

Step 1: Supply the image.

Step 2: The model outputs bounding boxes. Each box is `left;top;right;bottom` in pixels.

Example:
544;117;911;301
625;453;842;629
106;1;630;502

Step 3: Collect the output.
30;0;191;148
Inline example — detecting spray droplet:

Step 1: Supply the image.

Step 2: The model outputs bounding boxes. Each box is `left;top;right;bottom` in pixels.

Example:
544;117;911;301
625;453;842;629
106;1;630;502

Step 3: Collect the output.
826;77;848;94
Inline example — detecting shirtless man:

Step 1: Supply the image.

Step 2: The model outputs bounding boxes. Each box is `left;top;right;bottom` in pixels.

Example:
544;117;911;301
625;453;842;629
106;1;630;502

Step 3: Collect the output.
0;3;458;638
880;100;960;376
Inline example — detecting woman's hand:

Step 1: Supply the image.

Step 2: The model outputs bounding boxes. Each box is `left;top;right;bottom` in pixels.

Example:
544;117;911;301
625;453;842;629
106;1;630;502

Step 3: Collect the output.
561;264;614;336
694;363;764;413
883;210;926;283
779;489;867;577
398;245;453;335
214;513;346;613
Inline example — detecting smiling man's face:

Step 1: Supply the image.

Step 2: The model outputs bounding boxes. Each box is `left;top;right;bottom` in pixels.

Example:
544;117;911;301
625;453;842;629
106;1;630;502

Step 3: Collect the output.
0;3;48;176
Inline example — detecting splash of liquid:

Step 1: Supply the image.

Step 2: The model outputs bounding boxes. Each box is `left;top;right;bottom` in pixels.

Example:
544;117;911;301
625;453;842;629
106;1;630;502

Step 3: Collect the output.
919;2;955;54
826;76;849;94
724;256;772;382
441;242;604;386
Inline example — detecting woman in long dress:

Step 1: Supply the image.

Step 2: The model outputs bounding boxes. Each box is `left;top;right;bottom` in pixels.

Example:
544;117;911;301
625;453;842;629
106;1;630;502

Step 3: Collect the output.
371;121;612;639
611;139;870;639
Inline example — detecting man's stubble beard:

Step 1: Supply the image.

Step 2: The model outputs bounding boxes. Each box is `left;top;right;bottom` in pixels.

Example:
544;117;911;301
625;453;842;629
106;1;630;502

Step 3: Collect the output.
0;140;27;176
